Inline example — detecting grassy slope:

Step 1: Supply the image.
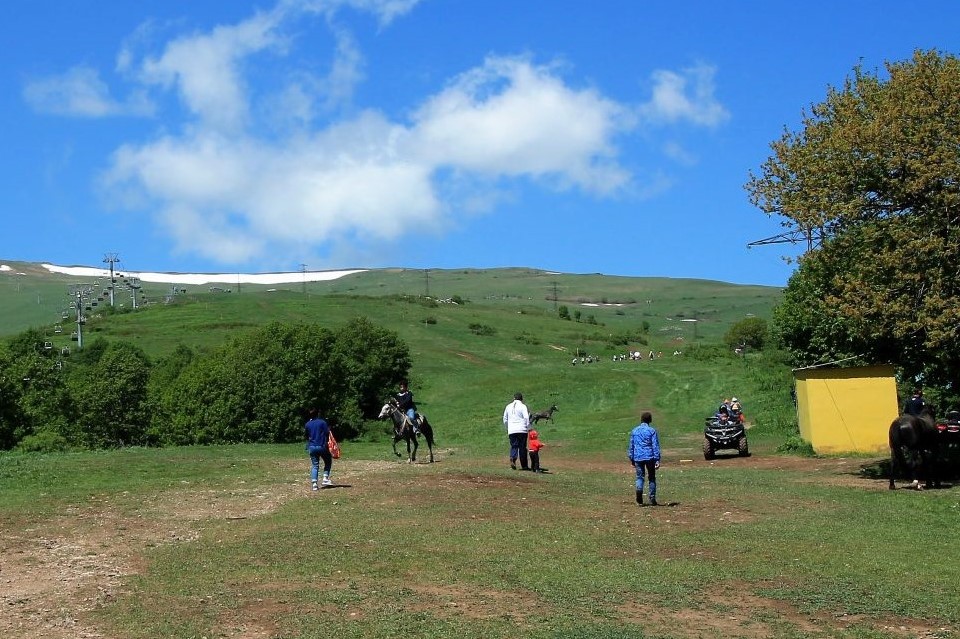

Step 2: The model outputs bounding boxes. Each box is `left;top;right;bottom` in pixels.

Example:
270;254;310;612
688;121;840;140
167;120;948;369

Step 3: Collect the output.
5;263;957;637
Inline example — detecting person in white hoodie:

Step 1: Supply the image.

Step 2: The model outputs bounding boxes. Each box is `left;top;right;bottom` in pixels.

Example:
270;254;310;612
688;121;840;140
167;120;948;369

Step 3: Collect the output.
503;392;530;470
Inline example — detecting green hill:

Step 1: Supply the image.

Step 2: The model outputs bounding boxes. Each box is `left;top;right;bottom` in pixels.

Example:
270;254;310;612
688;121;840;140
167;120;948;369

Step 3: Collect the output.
1;261;790;457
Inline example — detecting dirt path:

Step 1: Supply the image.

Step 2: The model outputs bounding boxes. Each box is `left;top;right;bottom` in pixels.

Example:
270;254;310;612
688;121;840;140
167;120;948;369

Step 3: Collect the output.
0;459;395;639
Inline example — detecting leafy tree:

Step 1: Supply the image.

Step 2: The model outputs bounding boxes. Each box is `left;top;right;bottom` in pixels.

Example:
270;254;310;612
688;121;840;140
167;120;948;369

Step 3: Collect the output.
69;342;152;448
6;351;74;448
332;316;411;425
156;319;410;445
557;305;570;320
0;345;25;449
724;317;768;351
746;50;960;387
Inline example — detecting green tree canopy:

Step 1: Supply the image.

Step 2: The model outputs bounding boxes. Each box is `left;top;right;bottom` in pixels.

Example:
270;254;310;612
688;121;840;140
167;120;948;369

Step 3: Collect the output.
746;49;960;389
724;317;768;351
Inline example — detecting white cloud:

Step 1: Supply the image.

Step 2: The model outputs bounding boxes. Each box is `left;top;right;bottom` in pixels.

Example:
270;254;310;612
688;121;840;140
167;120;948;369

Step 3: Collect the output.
23;65;153;117
639;63;729;127
137;9;285;132
408;56;633;194
294;0;423;26
42;0;727;268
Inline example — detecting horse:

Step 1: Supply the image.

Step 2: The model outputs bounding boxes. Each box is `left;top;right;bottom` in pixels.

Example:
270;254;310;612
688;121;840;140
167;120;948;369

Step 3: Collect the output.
530;404;558;425
377;400;435;463
889;404;940;490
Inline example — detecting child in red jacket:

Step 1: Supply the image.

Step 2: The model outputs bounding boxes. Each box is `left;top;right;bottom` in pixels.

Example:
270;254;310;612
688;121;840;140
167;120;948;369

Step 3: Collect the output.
528;429;545;473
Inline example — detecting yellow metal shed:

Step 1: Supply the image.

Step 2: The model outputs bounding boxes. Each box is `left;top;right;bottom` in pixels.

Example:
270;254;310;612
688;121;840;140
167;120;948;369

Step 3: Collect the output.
794;364;899;454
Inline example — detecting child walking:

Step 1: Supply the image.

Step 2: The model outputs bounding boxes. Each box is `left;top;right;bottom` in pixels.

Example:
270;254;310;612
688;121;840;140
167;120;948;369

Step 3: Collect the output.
528;429;545;473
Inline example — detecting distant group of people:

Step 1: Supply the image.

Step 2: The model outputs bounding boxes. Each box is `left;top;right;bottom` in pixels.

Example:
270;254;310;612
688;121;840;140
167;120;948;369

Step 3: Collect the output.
573;350;682;365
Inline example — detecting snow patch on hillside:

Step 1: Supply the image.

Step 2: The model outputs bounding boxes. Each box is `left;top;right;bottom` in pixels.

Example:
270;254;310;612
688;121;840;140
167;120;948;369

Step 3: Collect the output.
41;263;366;285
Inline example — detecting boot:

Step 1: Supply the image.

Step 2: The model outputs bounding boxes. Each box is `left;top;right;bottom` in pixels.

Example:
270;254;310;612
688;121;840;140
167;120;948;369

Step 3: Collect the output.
650;496;658;506
635;490;643;505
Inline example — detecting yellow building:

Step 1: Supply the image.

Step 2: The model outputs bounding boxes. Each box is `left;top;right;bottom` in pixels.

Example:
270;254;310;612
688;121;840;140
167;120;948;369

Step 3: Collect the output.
794;364;899;454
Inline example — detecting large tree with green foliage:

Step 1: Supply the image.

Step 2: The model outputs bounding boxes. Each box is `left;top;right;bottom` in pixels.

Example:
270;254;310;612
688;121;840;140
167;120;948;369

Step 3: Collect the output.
69;342;152;448
153;319;410;445
746;49;960;390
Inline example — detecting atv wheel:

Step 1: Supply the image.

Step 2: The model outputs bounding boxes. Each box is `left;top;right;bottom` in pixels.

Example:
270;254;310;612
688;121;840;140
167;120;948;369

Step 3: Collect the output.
737;436;749;457
703;437;715;460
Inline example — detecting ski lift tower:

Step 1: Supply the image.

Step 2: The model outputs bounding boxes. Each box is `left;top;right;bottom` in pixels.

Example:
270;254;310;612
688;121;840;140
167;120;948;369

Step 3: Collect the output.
103;252;120;307
68;283;93;350
128;276;142;309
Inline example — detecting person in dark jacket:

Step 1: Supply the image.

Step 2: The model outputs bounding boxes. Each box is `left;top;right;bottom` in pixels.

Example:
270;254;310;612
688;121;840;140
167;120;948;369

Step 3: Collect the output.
904;388;926;416
395;381;419;433
304;408;333;490
627;411;661;506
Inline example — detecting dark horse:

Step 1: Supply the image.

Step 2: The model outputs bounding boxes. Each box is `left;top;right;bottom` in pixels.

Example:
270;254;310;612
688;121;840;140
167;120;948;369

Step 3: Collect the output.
378;400;435;463
889;404;940;490
530;404;559;425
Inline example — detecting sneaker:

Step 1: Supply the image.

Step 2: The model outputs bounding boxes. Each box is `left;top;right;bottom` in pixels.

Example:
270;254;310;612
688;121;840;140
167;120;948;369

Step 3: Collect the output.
650;498;658;506
321;477;333;487
510;462;517;470
311;482;319;491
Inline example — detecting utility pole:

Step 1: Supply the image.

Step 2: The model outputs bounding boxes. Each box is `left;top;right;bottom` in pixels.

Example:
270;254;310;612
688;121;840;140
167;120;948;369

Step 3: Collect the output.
424;269;430;297
300;264;307;296
551;281;559;311
103;253;120;307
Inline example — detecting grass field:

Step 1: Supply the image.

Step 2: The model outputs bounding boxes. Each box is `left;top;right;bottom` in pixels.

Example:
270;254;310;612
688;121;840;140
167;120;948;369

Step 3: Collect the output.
2;262;958;638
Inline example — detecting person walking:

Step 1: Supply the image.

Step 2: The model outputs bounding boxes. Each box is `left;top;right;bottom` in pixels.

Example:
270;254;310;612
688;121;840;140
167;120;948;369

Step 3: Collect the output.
528;429;545;473
627;411;661;506
305;408;333;490
503;392;530;470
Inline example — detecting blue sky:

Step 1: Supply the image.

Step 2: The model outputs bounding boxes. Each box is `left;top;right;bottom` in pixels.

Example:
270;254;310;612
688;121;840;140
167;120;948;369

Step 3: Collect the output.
2;1;957;286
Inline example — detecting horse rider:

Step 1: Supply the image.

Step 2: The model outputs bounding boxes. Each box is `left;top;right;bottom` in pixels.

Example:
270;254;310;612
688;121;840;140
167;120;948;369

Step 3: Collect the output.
904;388;926;417
396;380;420;434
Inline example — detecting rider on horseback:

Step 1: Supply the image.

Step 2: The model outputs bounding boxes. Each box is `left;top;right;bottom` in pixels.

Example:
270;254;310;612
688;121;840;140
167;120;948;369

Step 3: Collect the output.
396;380;420;434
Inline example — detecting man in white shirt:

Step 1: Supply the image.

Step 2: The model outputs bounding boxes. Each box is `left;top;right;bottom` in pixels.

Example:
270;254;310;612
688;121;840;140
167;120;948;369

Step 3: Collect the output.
503;392;530;470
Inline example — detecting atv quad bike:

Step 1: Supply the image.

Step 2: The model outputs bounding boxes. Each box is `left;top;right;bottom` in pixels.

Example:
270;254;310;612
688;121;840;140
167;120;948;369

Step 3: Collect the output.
703;413;749;459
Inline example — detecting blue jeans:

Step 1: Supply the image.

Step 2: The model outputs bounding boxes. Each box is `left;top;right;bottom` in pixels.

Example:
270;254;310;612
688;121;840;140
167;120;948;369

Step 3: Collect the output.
406;408;417;428
308;446;332;482
634;460;657;499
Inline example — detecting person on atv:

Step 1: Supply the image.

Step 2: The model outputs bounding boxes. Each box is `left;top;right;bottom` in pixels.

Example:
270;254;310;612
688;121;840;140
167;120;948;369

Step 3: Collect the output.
395;380;420;434
714;405;733;424
729;397;744;423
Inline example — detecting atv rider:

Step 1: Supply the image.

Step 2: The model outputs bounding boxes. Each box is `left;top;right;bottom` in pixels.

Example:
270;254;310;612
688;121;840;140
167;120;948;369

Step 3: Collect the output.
395;381;420;434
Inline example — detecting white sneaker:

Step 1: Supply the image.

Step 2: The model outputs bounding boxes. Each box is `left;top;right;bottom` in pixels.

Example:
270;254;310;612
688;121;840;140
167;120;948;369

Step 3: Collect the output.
321;477;333;486
311;482;319;491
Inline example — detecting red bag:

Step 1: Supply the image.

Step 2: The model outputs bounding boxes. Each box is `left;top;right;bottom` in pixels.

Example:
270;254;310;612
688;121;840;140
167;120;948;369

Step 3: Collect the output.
328;432;341;459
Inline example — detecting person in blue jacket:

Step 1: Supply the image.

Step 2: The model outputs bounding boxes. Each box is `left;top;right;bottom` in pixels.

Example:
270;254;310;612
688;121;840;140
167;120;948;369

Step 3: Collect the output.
304;408;333;490
627;411;661;506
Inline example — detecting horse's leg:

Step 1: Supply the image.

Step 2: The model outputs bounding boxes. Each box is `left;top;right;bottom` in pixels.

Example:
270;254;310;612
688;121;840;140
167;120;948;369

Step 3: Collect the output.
407;433;417;463
392;432;402;458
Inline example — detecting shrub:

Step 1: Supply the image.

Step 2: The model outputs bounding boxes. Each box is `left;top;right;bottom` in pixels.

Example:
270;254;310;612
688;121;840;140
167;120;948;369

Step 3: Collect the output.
469;323;497;336
776;435;816;457
15;430;72;453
